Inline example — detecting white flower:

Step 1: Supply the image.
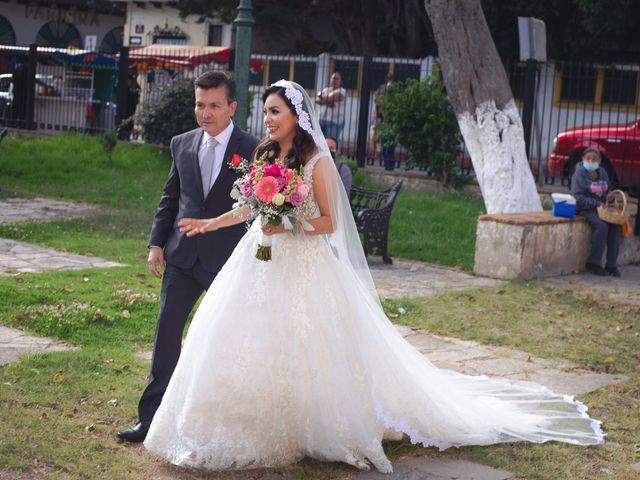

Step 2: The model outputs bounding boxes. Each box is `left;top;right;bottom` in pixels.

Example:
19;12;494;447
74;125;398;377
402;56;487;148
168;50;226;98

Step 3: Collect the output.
272;80;317;139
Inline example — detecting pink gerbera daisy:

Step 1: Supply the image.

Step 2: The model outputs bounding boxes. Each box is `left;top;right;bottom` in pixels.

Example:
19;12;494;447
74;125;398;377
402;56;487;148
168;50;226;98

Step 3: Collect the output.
255;176;279;203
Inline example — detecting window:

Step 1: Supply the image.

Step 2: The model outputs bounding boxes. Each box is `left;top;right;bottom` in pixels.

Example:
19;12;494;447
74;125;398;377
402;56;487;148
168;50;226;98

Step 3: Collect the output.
393;62;420;83
249;66;264;86
208;25;222;46
0;15;16;46
560;65;596;102
267;59;289;85
293;61;315;90
332;59;359;90
602;68;637;105
508;63;526;101
36;20;82;49
154;37;186;45
369;62;390;92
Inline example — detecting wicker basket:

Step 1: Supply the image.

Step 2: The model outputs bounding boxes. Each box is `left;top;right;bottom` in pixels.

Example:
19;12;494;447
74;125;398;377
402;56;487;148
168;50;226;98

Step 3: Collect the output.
597;189;628;225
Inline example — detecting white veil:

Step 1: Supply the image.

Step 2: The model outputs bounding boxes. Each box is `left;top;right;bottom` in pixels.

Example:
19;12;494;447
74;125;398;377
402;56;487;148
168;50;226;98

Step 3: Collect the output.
271;80;381;306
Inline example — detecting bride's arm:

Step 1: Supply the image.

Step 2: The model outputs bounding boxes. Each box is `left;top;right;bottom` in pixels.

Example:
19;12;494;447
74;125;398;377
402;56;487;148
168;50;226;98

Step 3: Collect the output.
178;205;251;237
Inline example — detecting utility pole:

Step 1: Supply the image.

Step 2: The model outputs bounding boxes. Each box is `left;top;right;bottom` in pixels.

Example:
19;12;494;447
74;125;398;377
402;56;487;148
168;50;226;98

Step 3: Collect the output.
233;0;254;130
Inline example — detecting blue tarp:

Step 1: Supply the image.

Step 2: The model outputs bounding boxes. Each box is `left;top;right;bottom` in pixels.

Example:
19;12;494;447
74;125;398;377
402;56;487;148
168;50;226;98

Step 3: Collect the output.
52;51;118;70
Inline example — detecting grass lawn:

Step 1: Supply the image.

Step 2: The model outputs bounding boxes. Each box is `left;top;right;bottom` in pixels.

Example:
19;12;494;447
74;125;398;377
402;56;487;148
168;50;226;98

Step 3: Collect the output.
0;134;638;479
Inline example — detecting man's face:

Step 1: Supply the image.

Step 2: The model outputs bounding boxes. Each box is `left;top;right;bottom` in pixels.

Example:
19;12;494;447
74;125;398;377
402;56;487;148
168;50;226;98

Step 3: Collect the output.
194;86;237;136
326;138;337;159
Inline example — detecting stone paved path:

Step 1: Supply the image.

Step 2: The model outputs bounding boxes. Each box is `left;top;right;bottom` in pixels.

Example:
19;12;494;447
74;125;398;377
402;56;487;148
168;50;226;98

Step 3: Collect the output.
0;238;124;275
0;197;96;224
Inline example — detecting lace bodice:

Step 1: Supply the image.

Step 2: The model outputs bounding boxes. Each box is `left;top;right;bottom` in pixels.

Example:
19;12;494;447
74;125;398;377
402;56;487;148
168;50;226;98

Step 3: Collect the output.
294;151;325;220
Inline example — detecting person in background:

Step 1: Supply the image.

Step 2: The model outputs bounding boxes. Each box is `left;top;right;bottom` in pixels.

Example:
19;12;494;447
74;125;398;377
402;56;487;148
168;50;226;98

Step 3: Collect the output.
326;135;352;193
571;147;621;277
373;72;396;171
316;72;347;146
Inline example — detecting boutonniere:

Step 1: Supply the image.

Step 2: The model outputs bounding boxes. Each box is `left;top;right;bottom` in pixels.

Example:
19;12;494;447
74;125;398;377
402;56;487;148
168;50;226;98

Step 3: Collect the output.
228;153;249;172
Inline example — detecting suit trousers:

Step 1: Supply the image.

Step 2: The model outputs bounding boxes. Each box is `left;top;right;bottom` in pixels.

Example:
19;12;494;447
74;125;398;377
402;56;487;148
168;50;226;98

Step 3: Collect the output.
138;260;216;422
581;209;621;268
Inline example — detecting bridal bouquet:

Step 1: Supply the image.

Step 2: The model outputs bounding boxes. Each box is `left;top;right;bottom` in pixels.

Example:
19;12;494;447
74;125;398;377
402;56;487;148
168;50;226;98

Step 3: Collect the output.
229;152;315;261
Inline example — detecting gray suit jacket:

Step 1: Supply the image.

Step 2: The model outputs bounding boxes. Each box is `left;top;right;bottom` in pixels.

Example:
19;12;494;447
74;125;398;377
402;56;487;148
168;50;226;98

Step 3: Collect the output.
149;125;259;273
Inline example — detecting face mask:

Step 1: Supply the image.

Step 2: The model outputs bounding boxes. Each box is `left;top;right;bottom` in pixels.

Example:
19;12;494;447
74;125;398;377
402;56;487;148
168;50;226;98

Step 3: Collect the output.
583;161;599;172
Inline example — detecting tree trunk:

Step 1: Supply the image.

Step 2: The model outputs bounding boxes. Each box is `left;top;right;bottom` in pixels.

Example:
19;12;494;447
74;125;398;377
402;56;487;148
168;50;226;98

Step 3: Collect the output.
424;0;541;214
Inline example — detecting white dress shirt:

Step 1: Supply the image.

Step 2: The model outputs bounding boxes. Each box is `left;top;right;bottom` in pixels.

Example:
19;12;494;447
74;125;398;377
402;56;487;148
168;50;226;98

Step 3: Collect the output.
199;120;235;192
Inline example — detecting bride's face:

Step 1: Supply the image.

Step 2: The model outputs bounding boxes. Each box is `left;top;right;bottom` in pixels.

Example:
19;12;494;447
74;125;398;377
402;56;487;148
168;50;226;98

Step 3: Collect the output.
263;93;298;145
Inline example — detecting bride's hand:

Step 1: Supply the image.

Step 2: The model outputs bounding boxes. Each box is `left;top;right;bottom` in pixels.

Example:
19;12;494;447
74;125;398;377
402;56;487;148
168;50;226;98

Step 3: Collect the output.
262;223;287;236
178;218;218;237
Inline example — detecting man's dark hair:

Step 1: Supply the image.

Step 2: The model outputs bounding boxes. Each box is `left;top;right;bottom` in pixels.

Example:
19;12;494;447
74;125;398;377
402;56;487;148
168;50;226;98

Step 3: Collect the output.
325;135;338;147
194;71;236;103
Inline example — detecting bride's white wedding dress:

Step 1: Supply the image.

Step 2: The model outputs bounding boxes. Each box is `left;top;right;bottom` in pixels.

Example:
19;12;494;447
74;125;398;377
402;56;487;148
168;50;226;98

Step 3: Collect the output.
144;153;603;474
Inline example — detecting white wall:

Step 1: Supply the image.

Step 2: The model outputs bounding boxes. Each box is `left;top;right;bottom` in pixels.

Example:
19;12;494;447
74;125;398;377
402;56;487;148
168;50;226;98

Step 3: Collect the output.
1;1;123;49
123;3;230;47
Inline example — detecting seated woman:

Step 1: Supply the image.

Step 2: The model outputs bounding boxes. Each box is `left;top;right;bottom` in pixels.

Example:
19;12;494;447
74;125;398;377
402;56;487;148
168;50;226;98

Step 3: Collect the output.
571;147;621;277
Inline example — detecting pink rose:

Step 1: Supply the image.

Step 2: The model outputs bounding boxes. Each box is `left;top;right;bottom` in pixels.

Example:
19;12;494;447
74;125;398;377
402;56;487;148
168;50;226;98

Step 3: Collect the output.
296;182;310;197
289;191;304;207
240;179;253;198
264;163;282;177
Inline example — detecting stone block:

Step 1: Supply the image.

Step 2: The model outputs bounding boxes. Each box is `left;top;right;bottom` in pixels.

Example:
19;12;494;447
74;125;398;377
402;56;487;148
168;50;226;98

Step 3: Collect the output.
474;211;640;279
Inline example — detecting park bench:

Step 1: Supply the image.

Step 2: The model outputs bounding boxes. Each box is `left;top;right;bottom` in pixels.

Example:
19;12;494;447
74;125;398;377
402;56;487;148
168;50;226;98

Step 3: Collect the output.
349;180;403;264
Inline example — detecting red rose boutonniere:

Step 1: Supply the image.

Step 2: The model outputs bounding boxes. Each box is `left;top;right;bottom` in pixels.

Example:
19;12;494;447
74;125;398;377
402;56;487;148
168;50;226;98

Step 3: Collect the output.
229;153;248;171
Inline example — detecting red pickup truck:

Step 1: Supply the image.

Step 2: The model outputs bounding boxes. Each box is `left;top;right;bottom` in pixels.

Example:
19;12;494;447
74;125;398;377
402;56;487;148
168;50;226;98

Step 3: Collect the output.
548;117;640;186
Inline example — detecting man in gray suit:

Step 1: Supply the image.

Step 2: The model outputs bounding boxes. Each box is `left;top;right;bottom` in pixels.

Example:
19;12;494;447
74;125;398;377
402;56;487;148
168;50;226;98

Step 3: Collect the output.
117;71;258;442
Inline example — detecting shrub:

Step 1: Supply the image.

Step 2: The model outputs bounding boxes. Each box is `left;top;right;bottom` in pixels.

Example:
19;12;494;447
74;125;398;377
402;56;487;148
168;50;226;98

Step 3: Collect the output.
138;79;197;145
98;131;117;161
375;77;463;186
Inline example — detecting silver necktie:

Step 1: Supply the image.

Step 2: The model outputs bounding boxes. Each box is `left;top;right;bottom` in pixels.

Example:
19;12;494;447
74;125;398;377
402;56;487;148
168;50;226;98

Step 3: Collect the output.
201;137;218;194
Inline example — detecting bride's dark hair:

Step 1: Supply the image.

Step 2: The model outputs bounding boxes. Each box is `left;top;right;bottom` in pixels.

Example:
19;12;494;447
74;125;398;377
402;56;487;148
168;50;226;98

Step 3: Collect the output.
254;85;316;171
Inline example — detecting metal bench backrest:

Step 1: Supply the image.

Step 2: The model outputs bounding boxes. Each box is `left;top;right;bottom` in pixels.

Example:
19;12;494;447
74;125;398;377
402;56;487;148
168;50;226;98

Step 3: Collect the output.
349;180;403;217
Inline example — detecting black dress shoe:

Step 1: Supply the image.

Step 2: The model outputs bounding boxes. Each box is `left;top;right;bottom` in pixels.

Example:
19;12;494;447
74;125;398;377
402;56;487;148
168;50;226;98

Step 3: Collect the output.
116;421;150;443
605;266;621;277
586;263;609;276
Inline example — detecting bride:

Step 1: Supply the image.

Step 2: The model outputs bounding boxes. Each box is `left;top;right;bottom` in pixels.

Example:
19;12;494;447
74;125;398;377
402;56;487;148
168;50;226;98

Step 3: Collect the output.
143;80;603;473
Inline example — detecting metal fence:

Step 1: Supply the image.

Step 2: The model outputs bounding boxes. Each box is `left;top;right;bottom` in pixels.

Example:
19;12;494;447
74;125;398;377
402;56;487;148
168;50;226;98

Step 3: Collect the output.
2;43;639;189
0;45;119;134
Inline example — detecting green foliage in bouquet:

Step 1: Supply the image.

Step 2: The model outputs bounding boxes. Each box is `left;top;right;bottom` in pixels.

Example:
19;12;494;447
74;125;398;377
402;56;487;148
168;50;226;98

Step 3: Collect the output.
138;79;197;145
375;77;464;186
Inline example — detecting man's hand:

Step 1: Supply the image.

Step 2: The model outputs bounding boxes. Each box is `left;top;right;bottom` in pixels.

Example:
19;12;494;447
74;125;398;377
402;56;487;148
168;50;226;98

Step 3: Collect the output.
606;192;615;203
148;246;166;279
178;218;218;237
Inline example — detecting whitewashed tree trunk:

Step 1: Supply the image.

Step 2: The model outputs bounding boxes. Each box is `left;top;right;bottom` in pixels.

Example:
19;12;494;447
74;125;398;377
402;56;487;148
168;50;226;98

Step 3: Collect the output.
424;0;542;214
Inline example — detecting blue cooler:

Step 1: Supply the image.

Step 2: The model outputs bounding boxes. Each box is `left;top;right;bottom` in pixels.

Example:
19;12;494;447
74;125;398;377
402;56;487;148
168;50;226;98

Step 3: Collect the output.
551;193;577;218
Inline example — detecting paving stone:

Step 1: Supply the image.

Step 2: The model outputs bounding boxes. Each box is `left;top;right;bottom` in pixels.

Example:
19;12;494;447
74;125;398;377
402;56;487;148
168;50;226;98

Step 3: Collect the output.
368;258;502;300
0;325;77;366
0;197;96;224
0;238;124;275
